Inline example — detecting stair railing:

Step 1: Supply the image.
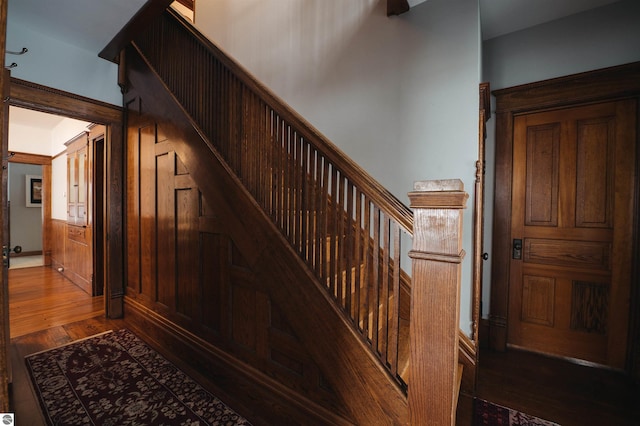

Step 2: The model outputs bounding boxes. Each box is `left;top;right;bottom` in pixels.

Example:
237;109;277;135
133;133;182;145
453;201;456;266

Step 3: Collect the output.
132;8;467;424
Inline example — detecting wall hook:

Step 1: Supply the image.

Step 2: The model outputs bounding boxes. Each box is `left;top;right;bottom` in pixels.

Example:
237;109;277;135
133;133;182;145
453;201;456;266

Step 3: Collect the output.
4;62;17;70
6;47;28;55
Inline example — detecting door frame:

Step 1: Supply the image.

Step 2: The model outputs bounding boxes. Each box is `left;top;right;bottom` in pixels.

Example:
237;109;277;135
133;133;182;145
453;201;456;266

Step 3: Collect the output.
488;62;640;374
5;78;125;316
7;152;51;267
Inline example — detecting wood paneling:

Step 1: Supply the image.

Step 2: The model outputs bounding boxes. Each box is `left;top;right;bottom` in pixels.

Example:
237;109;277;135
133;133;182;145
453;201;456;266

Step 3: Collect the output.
524;239;611;270
521;275;555;327
49;219;66;271
124;99;349;421
525;124;559;226
64;225;92;294
571;280;609;334
125;34;410;423
576;118;614;228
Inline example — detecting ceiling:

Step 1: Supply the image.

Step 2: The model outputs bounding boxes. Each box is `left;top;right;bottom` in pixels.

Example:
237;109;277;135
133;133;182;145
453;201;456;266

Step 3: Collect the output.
7;0;623;129
479;0;621;40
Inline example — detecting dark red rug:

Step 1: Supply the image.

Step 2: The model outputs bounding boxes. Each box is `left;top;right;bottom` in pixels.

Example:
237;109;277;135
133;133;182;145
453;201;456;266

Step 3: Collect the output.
26;329;252;425
474;398;560;426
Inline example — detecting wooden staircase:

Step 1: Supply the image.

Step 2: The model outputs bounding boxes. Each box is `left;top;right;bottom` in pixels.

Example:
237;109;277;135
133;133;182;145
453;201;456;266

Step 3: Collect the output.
121;7;468;425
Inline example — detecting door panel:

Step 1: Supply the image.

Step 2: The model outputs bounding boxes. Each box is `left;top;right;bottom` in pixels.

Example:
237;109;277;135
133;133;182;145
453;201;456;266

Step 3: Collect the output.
508;100;636;369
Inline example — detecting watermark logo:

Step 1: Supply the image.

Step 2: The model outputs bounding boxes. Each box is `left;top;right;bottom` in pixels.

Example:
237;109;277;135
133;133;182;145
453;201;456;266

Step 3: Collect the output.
0;414;14;425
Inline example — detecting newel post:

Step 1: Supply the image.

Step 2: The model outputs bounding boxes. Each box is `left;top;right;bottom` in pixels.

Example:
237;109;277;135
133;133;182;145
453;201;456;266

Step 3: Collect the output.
408;179;468;425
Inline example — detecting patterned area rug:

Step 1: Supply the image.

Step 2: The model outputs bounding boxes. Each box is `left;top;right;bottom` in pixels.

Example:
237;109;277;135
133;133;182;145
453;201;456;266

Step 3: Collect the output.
474;398;560;426
26;329;252;425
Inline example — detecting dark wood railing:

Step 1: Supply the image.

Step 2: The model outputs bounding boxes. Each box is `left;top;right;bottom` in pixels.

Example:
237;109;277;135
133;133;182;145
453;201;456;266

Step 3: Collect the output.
131;8;466;424
133;8;413;388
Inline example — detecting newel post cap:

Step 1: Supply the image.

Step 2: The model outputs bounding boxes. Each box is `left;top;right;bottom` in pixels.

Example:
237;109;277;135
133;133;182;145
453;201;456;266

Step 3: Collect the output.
408;179;468;209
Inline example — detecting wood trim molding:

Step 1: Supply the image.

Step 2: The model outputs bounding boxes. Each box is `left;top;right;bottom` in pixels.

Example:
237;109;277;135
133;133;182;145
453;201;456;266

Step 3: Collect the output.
489;62;640;356
9;78;121;124
472;82;490;344
494;61;640;113
0;0;9;406
8;152;51;165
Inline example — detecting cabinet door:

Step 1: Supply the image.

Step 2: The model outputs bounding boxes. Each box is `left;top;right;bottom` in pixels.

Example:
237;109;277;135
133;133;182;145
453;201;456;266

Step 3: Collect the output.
66;134;89;226
77;146;88;226
67;153;77;223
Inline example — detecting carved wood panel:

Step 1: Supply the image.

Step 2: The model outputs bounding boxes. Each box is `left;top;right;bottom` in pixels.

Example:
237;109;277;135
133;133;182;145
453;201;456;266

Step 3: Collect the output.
575;118;614;228
525;124;559;227
125;100;340;408
524;238;611;271
521;275;555;327
571;281;609;334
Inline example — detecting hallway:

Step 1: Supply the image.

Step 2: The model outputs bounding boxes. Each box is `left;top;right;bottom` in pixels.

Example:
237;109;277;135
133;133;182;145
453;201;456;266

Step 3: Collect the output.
8;266;640;425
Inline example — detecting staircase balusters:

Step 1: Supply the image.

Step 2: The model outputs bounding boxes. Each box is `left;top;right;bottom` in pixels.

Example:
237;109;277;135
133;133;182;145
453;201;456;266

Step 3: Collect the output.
131;8;466;423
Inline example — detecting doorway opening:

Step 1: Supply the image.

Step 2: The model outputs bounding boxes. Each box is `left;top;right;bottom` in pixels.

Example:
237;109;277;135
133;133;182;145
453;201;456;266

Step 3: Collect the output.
6;106;106;338
7;161;43;269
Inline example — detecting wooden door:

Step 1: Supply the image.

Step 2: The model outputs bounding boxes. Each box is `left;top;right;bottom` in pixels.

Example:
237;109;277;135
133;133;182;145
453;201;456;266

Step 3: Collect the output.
508;100;636;369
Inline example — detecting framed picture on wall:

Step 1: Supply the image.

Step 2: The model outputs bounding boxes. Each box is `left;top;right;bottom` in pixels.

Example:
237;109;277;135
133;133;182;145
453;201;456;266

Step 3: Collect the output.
26;174;42;207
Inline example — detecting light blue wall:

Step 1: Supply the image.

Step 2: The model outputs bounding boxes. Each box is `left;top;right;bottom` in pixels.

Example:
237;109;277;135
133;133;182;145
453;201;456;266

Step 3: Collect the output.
8;163;43;253
481;0;640;317
6;20;121;106
196;0;482;335
483;0;640;90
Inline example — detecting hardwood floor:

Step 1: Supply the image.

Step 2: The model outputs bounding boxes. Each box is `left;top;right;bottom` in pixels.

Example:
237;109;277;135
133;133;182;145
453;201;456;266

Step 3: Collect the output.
8;265;640;425
457;347;640;426
7;266;120;425
9;266;104;338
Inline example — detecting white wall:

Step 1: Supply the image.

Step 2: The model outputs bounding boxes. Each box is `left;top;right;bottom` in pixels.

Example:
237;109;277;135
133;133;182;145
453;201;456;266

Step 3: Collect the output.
195;0;481;335
480;0;640;317
8;113;90;221
6;21;121;106
8;123;51;155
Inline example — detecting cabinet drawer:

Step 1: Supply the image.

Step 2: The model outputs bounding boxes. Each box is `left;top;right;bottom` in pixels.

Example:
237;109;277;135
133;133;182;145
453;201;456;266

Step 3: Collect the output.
67;225;87;243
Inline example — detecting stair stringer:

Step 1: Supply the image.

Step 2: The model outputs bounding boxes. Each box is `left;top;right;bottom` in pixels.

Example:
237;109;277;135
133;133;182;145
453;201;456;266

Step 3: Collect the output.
125;45;408;425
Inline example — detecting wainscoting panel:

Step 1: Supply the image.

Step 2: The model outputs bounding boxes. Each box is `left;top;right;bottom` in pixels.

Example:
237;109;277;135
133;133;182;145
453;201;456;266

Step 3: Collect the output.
124;99;344;417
